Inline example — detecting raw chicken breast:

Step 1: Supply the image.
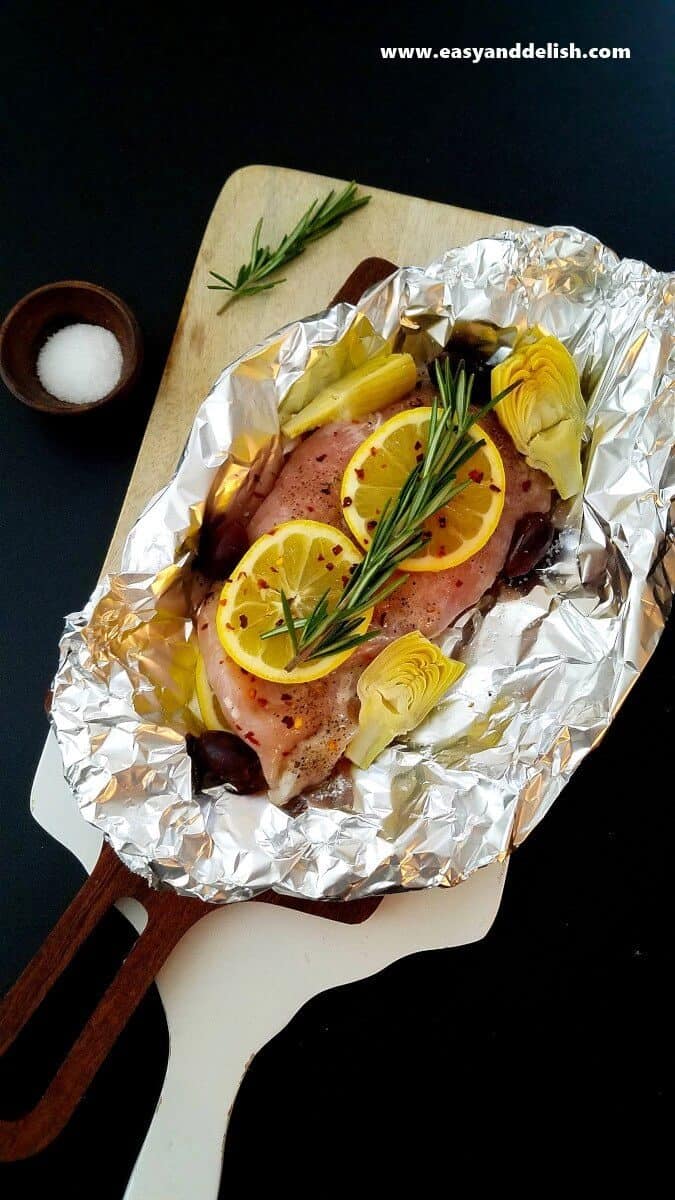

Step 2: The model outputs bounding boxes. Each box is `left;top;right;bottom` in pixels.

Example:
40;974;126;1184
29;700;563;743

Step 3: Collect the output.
372;414;551;638
248;382;437;542
197;591;383;804
199;386;551;803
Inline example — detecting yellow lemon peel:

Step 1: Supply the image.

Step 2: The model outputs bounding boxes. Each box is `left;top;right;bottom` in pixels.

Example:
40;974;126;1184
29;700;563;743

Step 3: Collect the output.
216;520;372;684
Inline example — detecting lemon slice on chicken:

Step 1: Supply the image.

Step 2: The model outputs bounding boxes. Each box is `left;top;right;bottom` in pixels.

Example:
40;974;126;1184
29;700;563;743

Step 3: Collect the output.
194;651;229;730
340;407;505;572
216;520;371;684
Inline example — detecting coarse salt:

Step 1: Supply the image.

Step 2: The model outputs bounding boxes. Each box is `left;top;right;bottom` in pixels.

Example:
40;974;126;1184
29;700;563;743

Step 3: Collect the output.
37;323;124;405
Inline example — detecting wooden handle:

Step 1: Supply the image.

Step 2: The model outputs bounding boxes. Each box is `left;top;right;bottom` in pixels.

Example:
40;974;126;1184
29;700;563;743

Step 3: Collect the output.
0;846;379;1162
331;256;397;304
0;256;396;1163
0;843;210;1160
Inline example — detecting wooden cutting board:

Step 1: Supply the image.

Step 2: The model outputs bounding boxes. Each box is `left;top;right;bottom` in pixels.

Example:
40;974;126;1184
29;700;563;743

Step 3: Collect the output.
102;165;527;574
13;172;524;1190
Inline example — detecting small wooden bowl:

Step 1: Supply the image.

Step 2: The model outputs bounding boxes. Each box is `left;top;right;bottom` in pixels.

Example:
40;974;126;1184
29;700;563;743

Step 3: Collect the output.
0;280;143;414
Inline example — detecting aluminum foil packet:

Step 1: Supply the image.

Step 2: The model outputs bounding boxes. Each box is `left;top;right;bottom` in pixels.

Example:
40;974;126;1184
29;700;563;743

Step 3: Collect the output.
51;227;675;903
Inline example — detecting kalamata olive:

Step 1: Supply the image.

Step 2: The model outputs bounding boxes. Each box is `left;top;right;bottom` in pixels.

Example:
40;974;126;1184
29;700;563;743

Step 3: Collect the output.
504;513;555;579
186;731;266;794
196;513;249;579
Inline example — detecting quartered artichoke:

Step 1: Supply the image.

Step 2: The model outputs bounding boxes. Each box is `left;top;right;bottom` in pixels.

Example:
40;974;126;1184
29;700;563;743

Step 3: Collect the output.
491;326;586;499
346;632;465;769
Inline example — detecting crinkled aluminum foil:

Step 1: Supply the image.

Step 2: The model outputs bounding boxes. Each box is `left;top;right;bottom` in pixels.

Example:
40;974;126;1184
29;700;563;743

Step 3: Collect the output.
51;227;675;903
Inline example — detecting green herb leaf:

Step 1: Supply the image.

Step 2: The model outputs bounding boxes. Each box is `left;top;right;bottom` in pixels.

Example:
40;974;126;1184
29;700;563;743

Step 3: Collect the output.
275;358;516;672
208;182;371;308
278;589;299;656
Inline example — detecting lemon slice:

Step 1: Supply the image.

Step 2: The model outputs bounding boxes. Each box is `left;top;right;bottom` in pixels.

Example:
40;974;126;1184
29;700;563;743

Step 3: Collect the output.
340;407;505;572
194;651;229;730
216;520;372;684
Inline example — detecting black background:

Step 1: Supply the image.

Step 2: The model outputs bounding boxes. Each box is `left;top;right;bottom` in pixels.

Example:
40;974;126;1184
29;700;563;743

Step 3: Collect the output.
1;3;672;1196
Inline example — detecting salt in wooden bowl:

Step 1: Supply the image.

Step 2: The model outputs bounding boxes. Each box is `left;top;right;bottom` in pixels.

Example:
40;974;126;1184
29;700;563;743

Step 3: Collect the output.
0;280;143;414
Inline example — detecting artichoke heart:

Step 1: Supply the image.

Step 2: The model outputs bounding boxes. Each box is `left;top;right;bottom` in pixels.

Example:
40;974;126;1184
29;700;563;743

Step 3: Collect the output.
282;352;416;440
346;632;465;769
491;326;586;499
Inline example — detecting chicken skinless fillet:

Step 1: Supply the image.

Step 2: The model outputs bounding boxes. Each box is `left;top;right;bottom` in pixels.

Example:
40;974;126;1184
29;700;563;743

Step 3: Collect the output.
198;384;551;803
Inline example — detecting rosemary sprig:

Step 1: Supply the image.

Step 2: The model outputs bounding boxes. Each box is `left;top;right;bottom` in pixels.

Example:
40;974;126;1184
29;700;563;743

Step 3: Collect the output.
207;182;371;308
262;359;518;672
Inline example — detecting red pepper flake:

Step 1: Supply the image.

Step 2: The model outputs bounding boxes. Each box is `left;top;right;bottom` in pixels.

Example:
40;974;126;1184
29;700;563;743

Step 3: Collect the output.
370;446;378;456
522;479;532;492
341;575;349;586
438;515;447;528
281;750;291;757
317;554;325;562
342;496;353;507
258;579;269;589
320;486;331;496
235;723;242;731
355;467;365;480
307;505;315;513
326;562;335;571
275;617;283;627
237;571;246;581
200;623;208;630
332;544;343;557
282;715;294;728
489;484;501;493
437;546;447;557
245;732;260;746
415;453;424;464
366;519;377;531
257;697;269;708
281;692;292;701
239;614;248;628
468;469;484;484
414;440;422;450
349;564;357;573
455;579;464;588
316;453;327;462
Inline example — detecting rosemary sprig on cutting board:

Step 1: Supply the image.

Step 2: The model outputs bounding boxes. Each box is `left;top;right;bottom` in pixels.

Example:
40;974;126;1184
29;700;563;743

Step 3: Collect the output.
207;181;370;307
263;359;516;672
